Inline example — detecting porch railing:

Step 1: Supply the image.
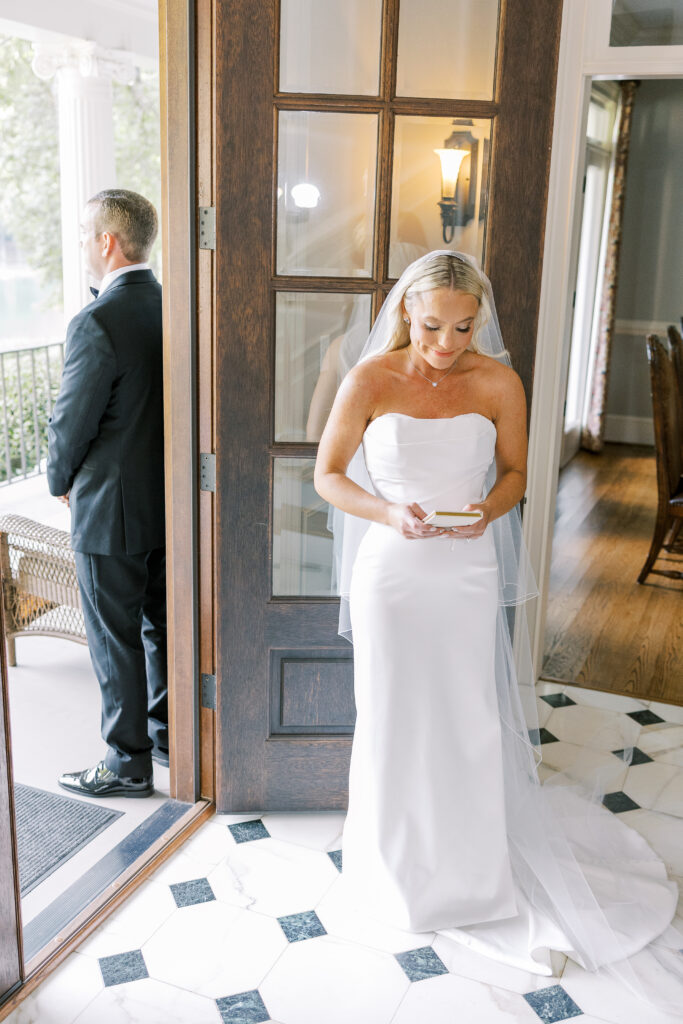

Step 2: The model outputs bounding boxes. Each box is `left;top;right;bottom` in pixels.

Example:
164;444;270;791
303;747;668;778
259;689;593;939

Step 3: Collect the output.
0;343;65;486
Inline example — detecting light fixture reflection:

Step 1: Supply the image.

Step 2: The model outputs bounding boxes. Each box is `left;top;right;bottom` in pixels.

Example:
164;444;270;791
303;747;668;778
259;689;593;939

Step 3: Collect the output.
291;183;321;209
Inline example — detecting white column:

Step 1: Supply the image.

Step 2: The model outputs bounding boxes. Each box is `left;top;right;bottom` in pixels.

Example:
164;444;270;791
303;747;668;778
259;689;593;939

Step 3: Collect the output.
32;42;135;324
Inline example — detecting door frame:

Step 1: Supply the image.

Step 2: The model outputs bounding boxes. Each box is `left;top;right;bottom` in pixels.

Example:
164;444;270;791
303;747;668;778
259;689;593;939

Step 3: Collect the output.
523;0;683;678
0;0;214;1015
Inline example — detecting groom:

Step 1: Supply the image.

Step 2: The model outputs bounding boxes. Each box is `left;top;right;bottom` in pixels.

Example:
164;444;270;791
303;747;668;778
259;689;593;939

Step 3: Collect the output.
47;188;167;798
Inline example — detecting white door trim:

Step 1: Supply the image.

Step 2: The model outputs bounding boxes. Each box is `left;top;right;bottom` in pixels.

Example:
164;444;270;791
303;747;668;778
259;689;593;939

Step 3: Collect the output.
523;0;683;678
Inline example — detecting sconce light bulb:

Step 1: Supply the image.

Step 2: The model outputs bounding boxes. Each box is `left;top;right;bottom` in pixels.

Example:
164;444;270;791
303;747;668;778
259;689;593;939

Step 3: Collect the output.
434;148;468;200
291;183;321;209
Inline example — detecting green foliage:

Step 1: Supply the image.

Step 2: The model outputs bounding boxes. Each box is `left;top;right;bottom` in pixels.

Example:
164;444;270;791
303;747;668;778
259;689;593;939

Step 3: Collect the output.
0;37;163;308
0;36;62;308
0;345;64;483
113;69;162;277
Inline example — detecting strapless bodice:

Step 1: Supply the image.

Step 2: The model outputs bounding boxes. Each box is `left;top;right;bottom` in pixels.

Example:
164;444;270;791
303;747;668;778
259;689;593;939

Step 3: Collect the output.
362;412;496;512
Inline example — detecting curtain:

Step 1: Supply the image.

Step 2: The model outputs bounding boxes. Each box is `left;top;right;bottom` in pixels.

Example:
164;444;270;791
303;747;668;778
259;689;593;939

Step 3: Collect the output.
581;80;639;453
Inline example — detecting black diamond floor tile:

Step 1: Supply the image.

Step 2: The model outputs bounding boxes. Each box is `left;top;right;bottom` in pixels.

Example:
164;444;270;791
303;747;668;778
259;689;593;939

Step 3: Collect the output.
228;819;271;844
612;746;654;765
99;949;148;987
170;877;216;908
395;946;449;982
540;693;577;708
216;989;270;1024
328;849;342;872
538;728;559;744
278;909;327;942
523;984;583;1023
627;709;665;726
603;790;640;813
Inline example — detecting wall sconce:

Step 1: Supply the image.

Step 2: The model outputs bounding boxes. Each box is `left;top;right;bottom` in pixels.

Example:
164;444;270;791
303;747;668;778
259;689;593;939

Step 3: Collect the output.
434;120;476;243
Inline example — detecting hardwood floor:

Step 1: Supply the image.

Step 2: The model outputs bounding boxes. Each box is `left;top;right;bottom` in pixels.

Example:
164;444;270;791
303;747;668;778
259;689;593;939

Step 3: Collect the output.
542;443;683;705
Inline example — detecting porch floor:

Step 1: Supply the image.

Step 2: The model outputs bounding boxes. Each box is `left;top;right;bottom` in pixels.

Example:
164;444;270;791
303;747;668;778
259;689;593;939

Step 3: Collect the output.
5;682;683;1024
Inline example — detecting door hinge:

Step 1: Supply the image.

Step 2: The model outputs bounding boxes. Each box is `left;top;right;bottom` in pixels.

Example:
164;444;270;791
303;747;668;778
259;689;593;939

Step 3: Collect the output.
201;673;217;710
200;452;216;492
198;206;216;250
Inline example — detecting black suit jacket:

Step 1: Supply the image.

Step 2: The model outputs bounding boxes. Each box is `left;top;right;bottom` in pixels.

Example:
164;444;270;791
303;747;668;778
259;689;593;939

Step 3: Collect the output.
47;269;165;555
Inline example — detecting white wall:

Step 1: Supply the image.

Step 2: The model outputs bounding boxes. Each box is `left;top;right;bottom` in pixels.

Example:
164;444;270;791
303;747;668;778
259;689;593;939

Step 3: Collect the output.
605;79;683;438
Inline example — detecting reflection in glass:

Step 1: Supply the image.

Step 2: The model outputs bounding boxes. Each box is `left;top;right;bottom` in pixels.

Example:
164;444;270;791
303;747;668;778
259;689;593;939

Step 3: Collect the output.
276;110;378;277
280;0;382;95
396;0;499;99
273;459;334;596
610;0;683;46
275;292;372;442
389;116;491;279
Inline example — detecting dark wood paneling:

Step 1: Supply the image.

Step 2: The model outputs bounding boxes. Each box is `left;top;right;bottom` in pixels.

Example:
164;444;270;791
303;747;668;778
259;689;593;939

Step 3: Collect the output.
486;0;564;400
159;0;200;803
196;0;216;802
215;0;276;809
272;651;355;731
0;595;22;1003
213;0;564;811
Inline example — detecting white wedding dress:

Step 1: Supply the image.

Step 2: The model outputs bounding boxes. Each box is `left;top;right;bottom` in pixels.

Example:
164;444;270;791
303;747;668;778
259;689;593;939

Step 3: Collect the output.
339;411;682;1006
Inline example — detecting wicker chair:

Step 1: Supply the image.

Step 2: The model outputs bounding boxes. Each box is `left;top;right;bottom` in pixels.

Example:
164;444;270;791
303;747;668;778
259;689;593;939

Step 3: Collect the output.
0;514;86;666
637;336;683;583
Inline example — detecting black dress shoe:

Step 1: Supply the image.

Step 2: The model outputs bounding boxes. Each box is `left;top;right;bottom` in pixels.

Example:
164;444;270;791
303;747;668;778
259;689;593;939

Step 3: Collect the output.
151;746;169;767
58;760;154;798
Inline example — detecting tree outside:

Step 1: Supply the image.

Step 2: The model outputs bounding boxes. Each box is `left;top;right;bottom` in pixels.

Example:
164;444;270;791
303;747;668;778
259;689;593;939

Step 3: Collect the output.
0;34;162;484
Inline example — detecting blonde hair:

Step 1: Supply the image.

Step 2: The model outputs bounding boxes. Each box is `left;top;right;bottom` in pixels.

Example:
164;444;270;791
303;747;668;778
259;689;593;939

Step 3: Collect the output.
88;189;158;262
384;252;487;354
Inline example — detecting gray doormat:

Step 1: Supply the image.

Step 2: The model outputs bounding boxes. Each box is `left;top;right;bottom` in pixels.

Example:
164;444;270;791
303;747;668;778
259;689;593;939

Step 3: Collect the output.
14;784;123;896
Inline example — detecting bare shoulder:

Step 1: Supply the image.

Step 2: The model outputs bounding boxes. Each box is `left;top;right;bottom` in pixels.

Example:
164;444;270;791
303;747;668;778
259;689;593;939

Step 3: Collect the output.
340;352;397;402
474;353;524;400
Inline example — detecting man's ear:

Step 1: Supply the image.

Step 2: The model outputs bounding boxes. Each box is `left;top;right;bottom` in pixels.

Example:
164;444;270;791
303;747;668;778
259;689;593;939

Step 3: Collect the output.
101;231;115;256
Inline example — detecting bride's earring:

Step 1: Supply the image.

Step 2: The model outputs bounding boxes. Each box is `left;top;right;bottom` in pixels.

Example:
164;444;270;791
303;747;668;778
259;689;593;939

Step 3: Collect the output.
403;317;410;324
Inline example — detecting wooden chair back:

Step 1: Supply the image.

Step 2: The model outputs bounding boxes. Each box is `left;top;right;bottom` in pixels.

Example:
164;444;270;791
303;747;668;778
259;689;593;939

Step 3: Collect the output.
646;334;682;502
668;325;683;445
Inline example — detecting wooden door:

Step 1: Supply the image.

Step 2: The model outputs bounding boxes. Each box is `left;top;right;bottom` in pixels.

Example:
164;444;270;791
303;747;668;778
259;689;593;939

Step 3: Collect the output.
0;600;22;1005
213;0;563;810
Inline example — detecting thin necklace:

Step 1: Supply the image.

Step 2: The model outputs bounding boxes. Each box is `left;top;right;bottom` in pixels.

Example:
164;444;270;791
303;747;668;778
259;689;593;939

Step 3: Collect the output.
407;350;459;388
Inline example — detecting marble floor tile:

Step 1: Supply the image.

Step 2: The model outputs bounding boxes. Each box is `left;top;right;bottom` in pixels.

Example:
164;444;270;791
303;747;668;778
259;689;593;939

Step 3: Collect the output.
208;837;338;918
638;725;683;767
648;702;683;727
146;847;221;888
619;808;683;876
535;697;554;729
259;934;409;1024
84;881;176;952
560;956;683;1024
2;952;103;1024
622;762;682;811
546;704;641;752
537;740;629;792
71;977;221;1024
315;875;436;954
651;770;683;818
143;902;287;999
259;811;346;851
389;971;541;1024
561;685;649;715
177;821;237;867
535;682;568;697
432;934;567;996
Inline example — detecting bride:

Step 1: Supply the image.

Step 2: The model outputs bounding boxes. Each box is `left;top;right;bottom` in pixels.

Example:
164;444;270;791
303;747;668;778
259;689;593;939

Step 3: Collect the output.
314;250;683;1015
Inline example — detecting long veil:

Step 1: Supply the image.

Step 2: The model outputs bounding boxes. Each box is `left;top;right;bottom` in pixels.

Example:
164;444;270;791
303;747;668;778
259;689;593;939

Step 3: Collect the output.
329;250;683;1017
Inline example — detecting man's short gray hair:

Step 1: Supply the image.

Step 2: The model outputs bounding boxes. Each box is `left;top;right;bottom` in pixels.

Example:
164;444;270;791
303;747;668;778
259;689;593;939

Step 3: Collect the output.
88;189;158;263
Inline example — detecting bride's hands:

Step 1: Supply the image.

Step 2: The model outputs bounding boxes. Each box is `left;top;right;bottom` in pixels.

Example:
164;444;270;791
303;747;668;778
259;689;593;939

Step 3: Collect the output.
450;502;490;540
386;502;445;539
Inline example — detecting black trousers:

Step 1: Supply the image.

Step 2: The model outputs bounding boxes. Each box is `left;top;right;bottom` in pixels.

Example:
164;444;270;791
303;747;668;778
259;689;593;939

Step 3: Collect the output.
74;547;168;777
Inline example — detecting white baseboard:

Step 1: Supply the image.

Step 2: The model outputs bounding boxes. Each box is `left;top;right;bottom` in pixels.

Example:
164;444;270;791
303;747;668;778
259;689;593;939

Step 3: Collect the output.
604;414;654;446
614;318;674;338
